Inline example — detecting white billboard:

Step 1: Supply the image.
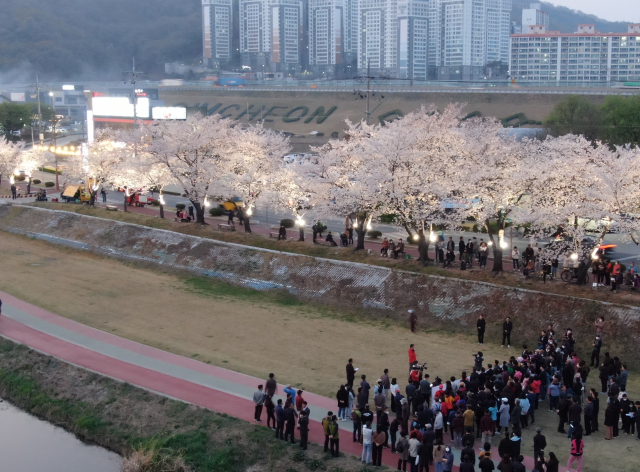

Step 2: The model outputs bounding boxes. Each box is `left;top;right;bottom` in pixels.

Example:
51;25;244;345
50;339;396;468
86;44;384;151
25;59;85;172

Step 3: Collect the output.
10;93;25;102
152;107;187;120
92;96;150;118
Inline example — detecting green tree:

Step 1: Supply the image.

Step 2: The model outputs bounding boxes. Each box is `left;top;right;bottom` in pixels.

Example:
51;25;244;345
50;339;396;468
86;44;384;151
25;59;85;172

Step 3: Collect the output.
543;95;602;142
0;103;33;142
600;95;640;148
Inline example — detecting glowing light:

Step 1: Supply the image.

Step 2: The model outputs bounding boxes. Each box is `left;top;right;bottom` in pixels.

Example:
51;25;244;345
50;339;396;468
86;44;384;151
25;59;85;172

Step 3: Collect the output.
9;175;14;184
413;234;419;241
429;232;437;242
246;207;253;216
204;196;210;208
488;241;494;246
500;241;508;249
571;253;578;260
296;218;305;226
366;217;372;231
159;194;165;205
591;247;599;259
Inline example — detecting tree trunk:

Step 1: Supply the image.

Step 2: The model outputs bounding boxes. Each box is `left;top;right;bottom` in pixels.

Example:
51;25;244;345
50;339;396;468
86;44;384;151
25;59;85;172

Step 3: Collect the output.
298;227;304;241
192;202;206;224
487;221;503;272
244;216;252;233
159;204;164;219
123;193;128;212
403;223;415;242
89;192;96;207
27;178;31;194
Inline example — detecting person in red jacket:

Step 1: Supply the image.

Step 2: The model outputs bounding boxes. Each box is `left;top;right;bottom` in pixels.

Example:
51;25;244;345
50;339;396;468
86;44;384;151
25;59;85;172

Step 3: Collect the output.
408;344;417;371
567;431;584;472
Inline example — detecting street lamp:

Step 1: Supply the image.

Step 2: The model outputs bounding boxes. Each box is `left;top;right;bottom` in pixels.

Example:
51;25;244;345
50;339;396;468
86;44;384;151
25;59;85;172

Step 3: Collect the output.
48;92;60;191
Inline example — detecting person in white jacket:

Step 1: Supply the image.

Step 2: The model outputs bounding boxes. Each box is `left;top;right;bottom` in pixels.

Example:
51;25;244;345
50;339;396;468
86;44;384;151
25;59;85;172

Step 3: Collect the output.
512;247;520;270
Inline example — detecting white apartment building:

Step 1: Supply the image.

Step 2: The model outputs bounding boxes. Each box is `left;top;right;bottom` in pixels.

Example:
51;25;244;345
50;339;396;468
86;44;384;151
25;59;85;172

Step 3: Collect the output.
239;0;304;73
308;0;346;71
396;0;429;79
428;0;511;80
521;2;549;34
510;24;640;84
202;0;234;67
355;0;428;79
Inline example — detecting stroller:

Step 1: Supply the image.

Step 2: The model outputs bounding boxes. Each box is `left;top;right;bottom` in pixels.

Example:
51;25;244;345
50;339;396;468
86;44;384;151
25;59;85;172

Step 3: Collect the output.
35;189;48;202
340;232;349;247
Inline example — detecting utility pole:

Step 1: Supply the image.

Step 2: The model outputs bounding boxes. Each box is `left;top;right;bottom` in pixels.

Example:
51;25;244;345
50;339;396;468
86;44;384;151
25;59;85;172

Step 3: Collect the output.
122;57;145;130
366;59;371;125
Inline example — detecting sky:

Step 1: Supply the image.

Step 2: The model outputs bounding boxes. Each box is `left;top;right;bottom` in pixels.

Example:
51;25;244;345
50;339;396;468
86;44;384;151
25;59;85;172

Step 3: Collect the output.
547;0;639;23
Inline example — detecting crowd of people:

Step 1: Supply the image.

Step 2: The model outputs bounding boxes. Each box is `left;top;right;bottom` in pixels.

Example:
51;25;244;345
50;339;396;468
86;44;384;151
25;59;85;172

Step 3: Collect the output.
252;315;637;471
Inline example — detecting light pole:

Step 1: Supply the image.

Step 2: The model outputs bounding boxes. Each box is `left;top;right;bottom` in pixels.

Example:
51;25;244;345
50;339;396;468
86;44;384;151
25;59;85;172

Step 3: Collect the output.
49;91;60;191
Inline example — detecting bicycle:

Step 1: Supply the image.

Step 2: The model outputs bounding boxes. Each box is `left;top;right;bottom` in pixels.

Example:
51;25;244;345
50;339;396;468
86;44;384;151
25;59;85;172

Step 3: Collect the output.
560;267;589;284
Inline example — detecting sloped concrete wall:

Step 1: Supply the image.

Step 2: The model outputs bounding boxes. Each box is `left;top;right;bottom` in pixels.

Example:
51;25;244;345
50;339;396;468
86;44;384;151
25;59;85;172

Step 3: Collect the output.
1;205;638;354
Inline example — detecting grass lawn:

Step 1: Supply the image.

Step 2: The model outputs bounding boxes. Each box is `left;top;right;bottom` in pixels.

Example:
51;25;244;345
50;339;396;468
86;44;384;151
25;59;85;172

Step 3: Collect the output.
0;232;639;472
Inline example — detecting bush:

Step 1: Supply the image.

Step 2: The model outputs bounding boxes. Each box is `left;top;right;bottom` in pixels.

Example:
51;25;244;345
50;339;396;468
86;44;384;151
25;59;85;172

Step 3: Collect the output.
331;131;339;139
280;218;295;228
367;230;382;239
209;207;224;216
14;175;25;181
379;214;397;224
32;179;41;184
38;167;62;175
44;182;55;187
150;200;160;206
175;203;186;210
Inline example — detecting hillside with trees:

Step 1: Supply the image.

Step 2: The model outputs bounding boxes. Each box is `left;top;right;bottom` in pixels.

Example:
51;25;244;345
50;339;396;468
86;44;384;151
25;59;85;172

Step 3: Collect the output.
511;0;629;34
0;0;202;81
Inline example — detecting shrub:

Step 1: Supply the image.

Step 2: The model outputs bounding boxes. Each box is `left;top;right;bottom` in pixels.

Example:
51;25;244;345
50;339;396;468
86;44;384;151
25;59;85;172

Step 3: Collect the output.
150;200;160;206
331;131;339;139
379;214;396;224
280;218;295;228
44;182;55;187
175;203;186;210
367;230;382;239
32;179;41;184
209;207;224;216
14;175;25;181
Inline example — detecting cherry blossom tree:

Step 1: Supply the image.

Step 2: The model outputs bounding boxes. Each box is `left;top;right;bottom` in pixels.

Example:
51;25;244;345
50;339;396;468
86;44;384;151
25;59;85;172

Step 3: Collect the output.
66;129;131;207
453;118;528;272
0;140;23;186
219;124;290;232
137;114;233;224
519;134;640;283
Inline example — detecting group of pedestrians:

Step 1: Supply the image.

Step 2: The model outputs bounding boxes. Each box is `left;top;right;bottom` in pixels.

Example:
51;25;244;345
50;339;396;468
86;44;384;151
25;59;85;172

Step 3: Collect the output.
251;315;634;471
436;236;491;270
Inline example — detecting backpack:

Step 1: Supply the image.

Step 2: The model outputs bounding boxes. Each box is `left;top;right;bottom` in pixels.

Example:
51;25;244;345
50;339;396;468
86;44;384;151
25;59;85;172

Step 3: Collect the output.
396;439;405;453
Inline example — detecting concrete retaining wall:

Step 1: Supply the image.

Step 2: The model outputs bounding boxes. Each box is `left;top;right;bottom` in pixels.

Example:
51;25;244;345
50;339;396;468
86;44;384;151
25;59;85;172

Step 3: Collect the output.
1;205;638;355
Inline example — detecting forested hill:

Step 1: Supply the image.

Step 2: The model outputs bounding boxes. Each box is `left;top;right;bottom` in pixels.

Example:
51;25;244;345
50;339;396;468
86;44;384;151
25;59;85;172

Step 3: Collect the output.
0;0;201;81
511;0;629;34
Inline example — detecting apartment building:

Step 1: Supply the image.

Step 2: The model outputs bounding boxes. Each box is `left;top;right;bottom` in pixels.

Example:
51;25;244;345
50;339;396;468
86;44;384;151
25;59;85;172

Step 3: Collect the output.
510;24;640;84
428;0;511;80
202;0;235;68
521;2;549;34
238;0;304;74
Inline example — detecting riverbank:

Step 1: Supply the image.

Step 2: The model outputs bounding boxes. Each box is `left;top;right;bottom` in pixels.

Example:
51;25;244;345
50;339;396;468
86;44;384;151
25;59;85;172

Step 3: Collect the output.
0;337;385;472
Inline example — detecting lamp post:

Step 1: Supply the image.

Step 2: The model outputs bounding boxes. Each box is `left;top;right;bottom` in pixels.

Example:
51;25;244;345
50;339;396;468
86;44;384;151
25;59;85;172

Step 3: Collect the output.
49;92;60;191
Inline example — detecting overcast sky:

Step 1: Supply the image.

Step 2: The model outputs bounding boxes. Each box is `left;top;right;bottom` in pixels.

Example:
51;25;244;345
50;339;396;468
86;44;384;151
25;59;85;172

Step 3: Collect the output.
547;0;640;23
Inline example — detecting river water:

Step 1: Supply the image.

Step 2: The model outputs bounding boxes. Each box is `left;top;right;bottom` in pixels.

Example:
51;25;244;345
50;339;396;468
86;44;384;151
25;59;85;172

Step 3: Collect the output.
0;400;122;472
